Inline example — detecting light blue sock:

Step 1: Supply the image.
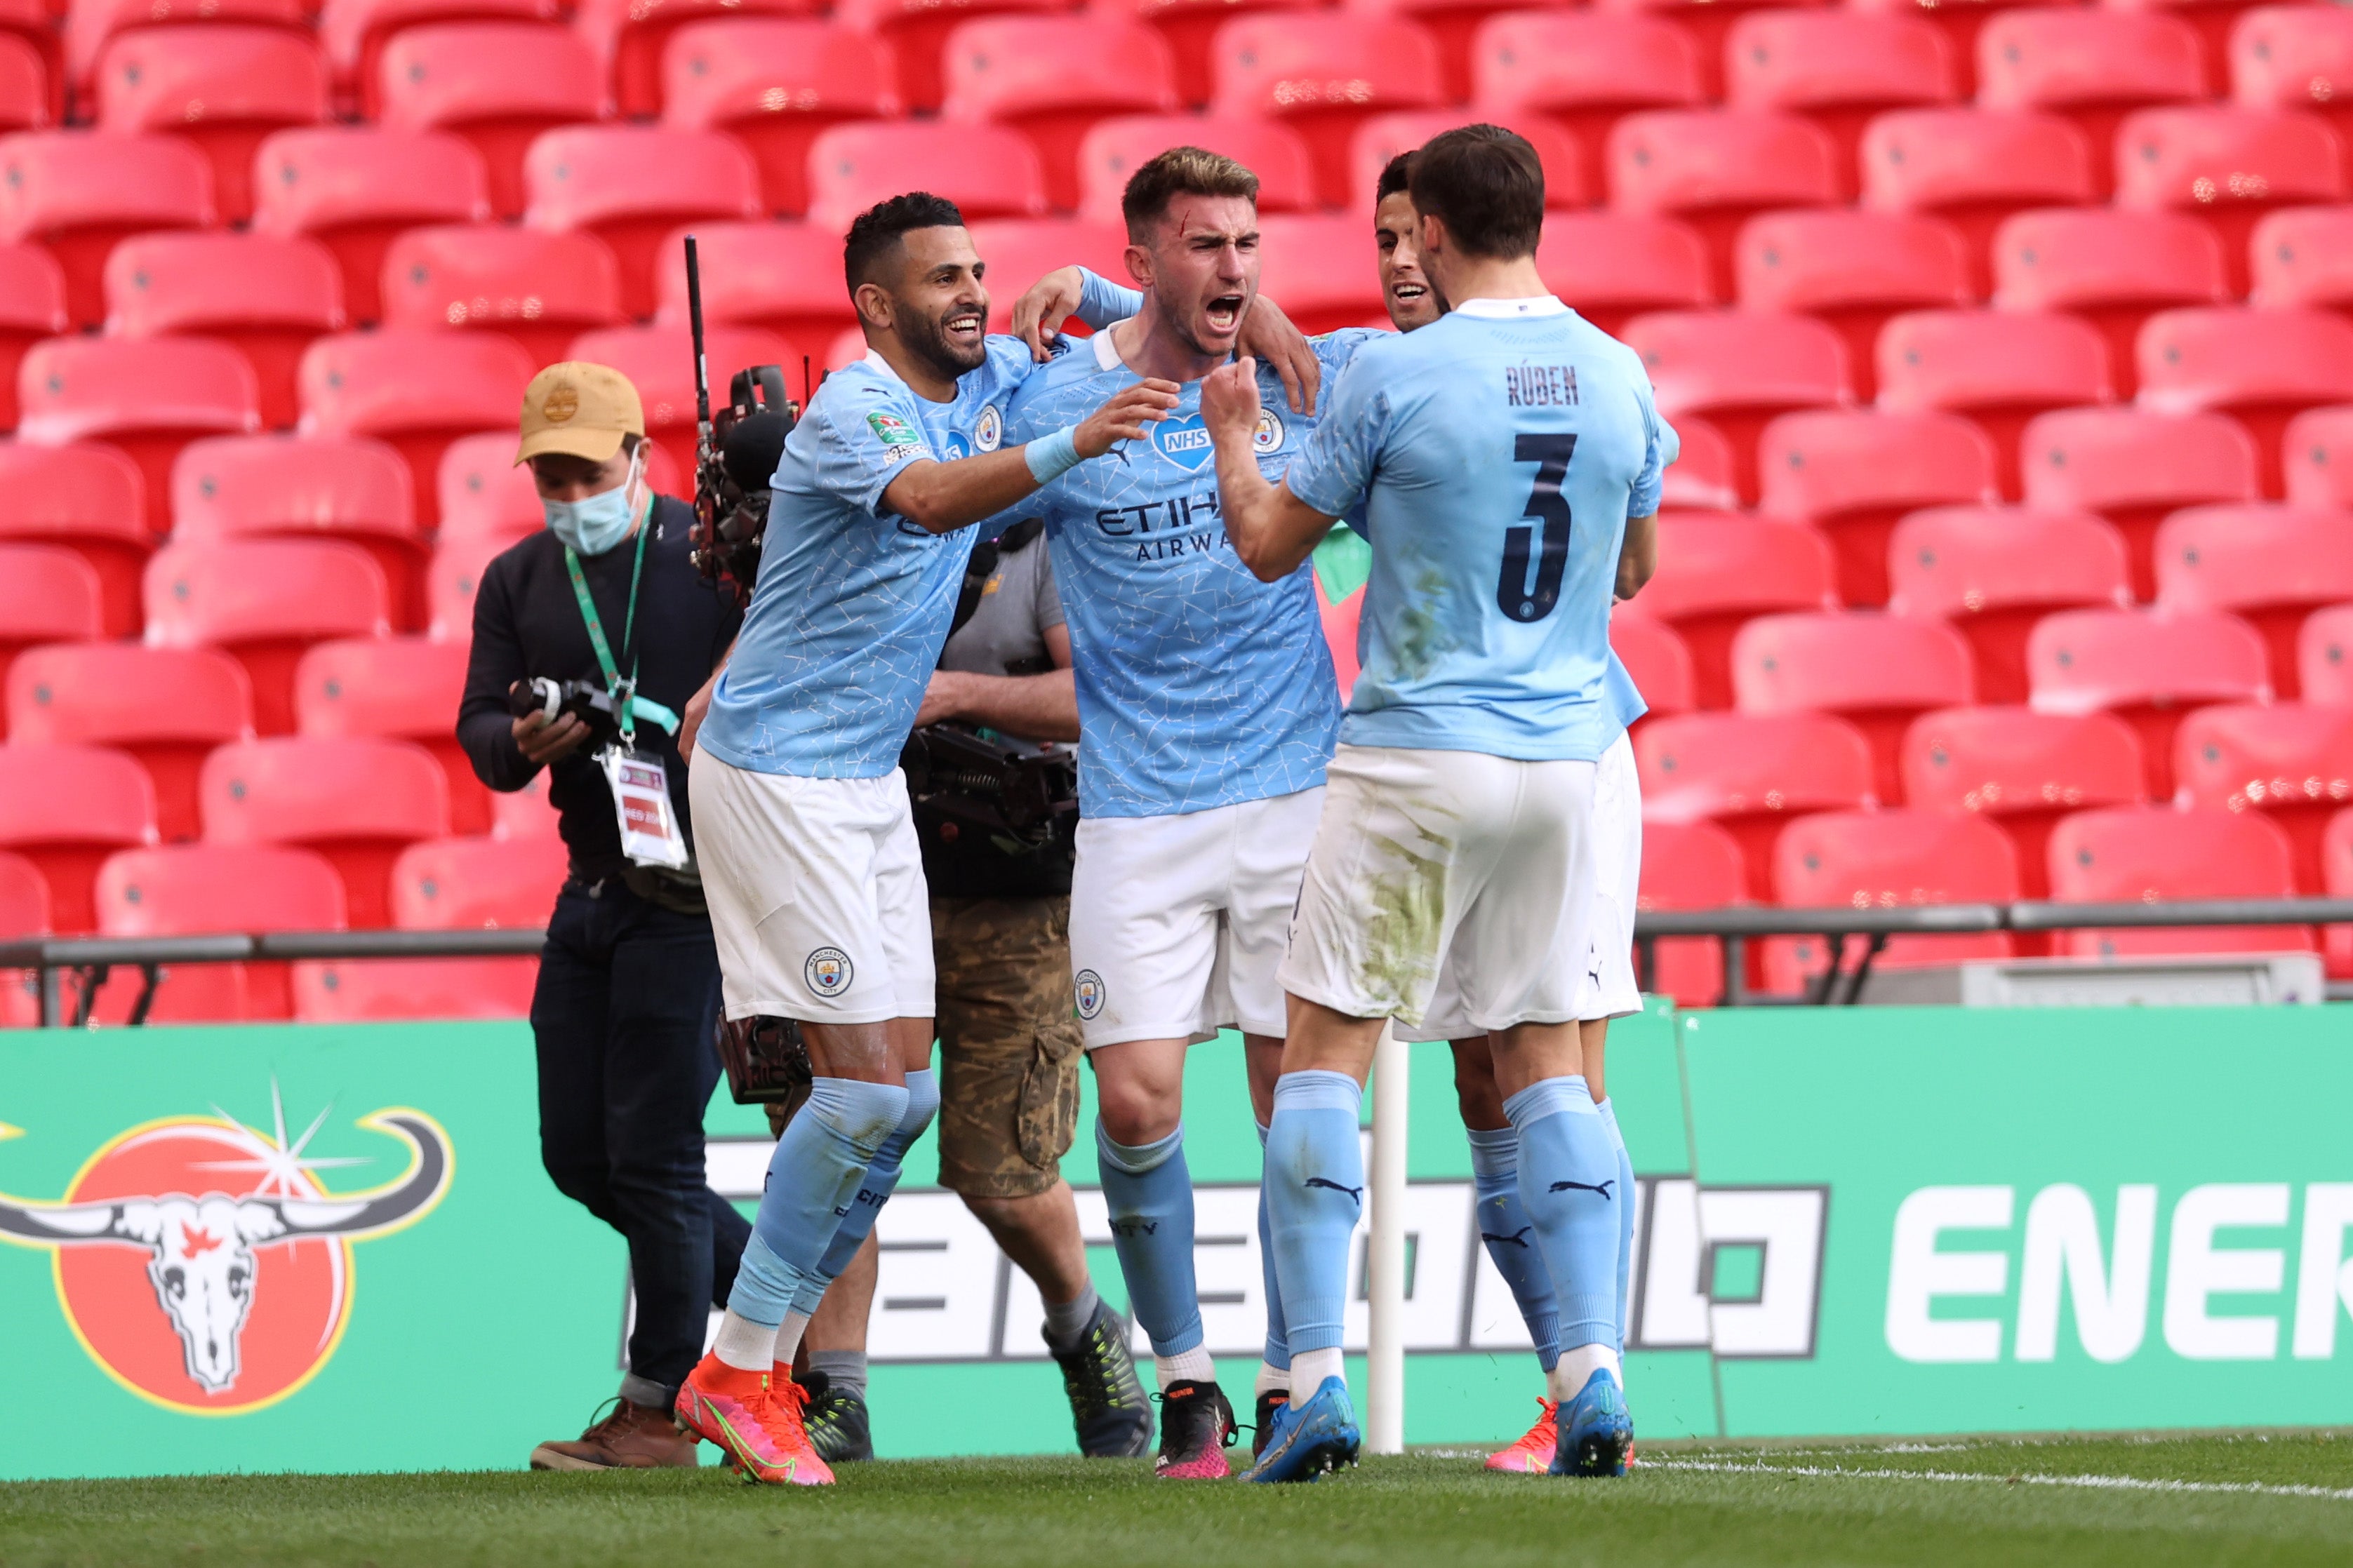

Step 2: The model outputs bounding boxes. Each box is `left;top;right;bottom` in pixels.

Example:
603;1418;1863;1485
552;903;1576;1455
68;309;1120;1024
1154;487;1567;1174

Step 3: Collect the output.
731;1076;909;1325
1596;1099;1635;1354
789;1068;938;1318
1096;1121;1202;1357
1264;1071;1364;1357
1466;1125;1560;1373
1257;1120;1291;1372
1504;1075;1620;1355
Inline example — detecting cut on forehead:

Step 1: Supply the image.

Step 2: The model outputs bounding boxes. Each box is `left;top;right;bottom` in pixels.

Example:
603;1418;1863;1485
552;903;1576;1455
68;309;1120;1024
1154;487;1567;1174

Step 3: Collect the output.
1154;191;1258;243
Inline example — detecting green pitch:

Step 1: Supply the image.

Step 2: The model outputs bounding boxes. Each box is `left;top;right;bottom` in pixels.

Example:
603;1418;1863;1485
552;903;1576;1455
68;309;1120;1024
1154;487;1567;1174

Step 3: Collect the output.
5;1433;2352;1568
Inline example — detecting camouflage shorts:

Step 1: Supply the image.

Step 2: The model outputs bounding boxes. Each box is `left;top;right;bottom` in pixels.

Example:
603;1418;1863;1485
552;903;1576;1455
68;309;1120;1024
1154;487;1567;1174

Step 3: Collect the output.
930;894;1083;1200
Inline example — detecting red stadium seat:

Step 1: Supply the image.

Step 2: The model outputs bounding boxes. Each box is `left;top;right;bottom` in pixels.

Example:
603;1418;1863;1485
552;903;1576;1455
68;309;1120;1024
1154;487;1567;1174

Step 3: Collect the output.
2046;803;2309;958
1902;706;2144;897
834;0;1069;116
2306;602;2353;706
489;763;560;840
1990;210;2227;402
2137;308;2353;500
2248;206;2353;315
142;538;390;735
298;329;536;532
1628;511;1837;709
168;434;423;631
1593;0;1828;100
2328;804;2353;976
15;336;259;535
1733;211;1971;405
1754;409;1996;609
199;735;448;927
427;531;507;643
93;842;343;1019
582;0;821;123
7;643;250;841
1346;112;1585;215
1255;214;1387;337
1725;11;1957;194
2114;107;2346;295
376;22;604;220
0;34;40;138
1606;110;1841;298
0;131;213;329
2018;407;2259;600
659;20;893;220
1731;610;1976;802
2175;701;2353;892
0;847;43;1022
2153;503;2353;700
942;18;1180;213
1609;610;1695;722
805;121;1048;232
1093;0;1319;111
292;954;539;1020
567;323;796;484
0;0;56;113
1876;309;2112;499
436;430;539;544
1762;809;2018;993
0;441;147;635
1634;817;1747;1006
1469;12;1704;199
523;126;763;319
821;326;867;376
1859;109;2095;295
2028;606;2271;797
961;219;1131;331
1534;214;1712;340
323;0;559;115
1887;507;2132;704
394;833;566;928
1976;11;2206;200
378;224;624;370
93;25;324;225
1634;710;1877;897
1660;417;1737;512
649;220;851;350
1345;0;1552;108
1623;311;1850;505
1077;115;1317;222
0;241;65;429
294;638;485;836
249;128;489;327
2284;405;2353;511
0;543;98;727
1208;13;1446;209
102;233;343;432
2232;5;2353;164
63;0;308;97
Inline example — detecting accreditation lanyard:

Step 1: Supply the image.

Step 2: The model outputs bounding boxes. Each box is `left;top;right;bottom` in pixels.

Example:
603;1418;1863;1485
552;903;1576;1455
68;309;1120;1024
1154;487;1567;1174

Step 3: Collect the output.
563;523;681;749
565;526;689;870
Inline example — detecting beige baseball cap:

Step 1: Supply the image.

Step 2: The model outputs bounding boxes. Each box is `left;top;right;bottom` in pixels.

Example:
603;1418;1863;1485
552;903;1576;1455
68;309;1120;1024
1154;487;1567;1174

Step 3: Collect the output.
516;361;644;464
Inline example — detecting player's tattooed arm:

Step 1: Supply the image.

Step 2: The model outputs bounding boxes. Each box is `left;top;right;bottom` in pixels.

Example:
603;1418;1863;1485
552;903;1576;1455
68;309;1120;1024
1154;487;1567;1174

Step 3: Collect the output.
1617;514;1658;601
881;380;1181;535
1200;356;1337;582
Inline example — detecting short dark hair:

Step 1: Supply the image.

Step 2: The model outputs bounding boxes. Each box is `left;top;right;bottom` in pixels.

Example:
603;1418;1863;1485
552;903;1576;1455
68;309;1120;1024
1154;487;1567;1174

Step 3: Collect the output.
1121;147;1258;243
843;192;966;297
1408;125;1543;261
1375;151;1415;207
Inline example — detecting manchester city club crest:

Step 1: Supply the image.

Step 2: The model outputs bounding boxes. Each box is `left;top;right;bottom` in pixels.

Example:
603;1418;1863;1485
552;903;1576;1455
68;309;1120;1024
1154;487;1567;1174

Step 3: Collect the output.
1253;409;1285;454
974;403;1004;453
805;947;854;998
1073;970;1105;1020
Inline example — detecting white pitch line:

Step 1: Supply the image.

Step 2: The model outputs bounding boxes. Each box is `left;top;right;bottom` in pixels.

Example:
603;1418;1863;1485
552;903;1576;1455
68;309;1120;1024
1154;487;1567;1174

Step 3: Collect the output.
1645;1458;2353;1503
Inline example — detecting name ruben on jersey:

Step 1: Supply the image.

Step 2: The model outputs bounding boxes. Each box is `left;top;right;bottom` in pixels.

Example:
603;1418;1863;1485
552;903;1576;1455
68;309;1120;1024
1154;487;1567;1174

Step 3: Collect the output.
1505;364;1581;408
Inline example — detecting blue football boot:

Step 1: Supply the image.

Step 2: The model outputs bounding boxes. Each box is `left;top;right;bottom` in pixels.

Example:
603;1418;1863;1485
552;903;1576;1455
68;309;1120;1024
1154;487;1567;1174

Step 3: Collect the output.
1241;1375;1359;1483
1548;1367;1633;1477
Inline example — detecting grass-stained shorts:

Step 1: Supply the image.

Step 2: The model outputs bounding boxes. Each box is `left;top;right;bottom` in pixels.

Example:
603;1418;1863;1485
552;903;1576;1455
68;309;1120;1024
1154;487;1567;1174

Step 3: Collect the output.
930;894;1084;1200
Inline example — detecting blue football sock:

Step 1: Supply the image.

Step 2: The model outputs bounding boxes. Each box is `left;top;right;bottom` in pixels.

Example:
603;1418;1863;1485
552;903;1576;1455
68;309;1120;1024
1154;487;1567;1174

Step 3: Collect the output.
730;1076;909;1325
1466;1124;1561;1373
1595;1099;1635;1354
789;1068;938;1318
1264;1071;1364;1358
1096;1120;1202;1358
1257;1120;1291;1373
1504;1076;1620;1354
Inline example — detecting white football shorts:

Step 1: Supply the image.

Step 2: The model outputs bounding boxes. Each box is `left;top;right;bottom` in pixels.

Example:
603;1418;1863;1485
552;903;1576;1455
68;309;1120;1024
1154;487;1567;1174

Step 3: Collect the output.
1281;743;1597;1036
690;753;935;1025
1067;786;1325;1049
1406;730;1641;1041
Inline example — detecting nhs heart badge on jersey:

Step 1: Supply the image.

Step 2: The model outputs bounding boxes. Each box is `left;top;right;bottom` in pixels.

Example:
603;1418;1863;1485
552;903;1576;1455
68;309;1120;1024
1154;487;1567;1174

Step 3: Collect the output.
1150;412;1216;471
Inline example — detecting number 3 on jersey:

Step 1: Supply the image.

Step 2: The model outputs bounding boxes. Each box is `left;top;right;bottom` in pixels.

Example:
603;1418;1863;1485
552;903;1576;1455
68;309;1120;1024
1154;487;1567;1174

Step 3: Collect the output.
1499;432;1575;623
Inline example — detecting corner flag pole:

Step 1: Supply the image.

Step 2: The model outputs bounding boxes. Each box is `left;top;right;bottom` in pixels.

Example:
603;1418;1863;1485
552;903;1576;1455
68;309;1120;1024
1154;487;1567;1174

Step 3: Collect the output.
1366;1023;1409;1455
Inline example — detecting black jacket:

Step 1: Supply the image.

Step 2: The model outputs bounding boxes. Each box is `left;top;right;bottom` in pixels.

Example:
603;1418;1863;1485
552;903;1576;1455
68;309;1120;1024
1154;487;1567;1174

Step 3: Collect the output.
456;495;742;883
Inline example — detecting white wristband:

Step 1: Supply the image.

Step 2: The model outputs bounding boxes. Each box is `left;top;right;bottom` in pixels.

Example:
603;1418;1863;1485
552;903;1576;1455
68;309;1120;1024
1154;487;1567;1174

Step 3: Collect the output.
1024;424;1083;485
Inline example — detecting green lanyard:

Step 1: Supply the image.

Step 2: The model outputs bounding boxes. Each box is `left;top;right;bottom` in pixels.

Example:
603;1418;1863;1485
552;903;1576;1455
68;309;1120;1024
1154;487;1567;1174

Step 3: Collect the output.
563;520;681;746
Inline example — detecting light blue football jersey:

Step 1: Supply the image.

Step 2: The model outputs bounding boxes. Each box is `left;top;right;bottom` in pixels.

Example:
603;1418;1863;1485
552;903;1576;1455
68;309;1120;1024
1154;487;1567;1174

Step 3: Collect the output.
1284;298;1674;762
1000;327;1381;817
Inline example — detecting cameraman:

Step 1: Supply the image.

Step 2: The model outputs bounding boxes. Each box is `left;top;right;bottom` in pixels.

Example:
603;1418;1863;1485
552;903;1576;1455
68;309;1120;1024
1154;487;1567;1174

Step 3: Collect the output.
788;517;1153;1462
456;362;749;1470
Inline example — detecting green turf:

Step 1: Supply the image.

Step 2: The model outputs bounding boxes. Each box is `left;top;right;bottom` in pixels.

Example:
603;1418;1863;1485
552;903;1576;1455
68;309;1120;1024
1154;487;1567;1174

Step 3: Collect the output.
5;1433;2352;1568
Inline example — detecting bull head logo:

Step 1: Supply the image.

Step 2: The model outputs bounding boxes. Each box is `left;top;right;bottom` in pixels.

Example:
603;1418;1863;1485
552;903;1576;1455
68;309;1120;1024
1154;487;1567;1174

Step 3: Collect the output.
0;1105;450;1396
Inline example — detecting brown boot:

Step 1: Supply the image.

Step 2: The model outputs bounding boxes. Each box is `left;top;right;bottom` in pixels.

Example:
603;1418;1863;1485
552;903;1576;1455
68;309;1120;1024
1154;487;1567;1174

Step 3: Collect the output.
529;1398;700;1470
